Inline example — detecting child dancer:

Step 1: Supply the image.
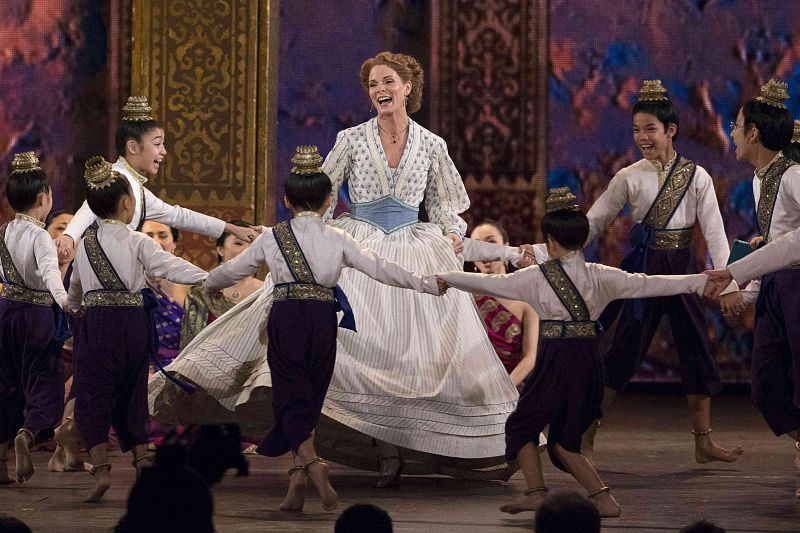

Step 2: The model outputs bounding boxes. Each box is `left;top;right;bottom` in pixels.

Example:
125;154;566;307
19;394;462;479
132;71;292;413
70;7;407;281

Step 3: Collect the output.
67;156;207;502
436;188;712;517
708;79;800;498
51;95;258;470
202;146;442;511
583;80;741;463
55;95;259;257
0;152;69;483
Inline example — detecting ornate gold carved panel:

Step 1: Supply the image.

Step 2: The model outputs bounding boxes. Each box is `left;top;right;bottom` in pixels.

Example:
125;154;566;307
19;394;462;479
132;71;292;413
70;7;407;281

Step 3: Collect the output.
430;0;548;243
132;0;278;268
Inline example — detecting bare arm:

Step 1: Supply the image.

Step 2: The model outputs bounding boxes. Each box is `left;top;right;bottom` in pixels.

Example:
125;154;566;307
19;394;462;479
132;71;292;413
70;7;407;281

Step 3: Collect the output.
508;305;539;387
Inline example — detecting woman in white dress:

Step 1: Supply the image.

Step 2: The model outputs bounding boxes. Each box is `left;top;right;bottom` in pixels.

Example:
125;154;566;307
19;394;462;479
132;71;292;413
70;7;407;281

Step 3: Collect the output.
149;52;521;485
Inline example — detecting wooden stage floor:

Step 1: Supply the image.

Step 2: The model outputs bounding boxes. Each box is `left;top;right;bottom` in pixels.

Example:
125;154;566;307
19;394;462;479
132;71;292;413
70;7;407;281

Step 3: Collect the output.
1;391;799;532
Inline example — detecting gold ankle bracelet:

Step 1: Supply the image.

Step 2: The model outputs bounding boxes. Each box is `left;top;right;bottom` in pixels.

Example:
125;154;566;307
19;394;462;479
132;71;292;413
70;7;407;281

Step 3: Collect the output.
588;486;610;498
690;428;712;436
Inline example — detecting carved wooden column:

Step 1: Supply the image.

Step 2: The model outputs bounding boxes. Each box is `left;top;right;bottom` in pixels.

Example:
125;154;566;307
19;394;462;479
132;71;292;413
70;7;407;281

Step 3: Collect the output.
430;0;548;243
132;0;279;268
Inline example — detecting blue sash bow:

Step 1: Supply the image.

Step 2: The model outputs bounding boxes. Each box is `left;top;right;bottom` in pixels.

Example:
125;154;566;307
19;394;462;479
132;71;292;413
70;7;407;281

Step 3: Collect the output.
618;223;656;321
333;284;356;332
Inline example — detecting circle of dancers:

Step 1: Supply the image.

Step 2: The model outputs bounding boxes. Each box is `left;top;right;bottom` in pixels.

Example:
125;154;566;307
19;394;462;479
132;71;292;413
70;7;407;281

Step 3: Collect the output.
2;51;800;520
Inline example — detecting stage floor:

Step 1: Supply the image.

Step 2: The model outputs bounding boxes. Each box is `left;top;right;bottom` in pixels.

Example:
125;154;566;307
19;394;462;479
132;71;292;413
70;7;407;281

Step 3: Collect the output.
2;391;798;532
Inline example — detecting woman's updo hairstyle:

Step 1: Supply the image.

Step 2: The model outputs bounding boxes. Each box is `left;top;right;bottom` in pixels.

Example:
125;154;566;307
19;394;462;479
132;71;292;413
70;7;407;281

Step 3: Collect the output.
360;52;424;114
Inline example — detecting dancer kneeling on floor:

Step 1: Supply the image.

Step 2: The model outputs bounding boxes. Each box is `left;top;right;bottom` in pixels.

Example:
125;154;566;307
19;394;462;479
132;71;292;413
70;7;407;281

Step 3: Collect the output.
199;145;444;512
436;187;715;518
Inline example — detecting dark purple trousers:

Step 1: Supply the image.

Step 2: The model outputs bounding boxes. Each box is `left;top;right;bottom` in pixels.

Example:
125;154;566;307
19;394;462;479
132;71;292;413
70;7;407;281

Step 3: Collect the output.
603;246;722;396
73;306;150;452
257;299;337;457
0;299;65;443
505;337;604;472
751;269;800;436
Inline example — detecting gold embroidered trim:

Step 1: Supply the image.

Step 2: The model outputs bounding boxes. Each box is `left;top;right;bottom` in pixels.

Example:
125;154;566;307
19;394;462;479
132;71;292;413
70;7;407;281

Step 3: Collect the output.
179;285;234;350
0;224;52;305
273;283;335;302
643;156;696;229
0;224;26;287
84;290;144;307
540;320;597;339
14;213;45;229
539;260;590;321
83;225;127;291
273;221;316;284
102;219;128;227
756;154;795;241
0;284;54;306
651;227;694;249
116;156;147;185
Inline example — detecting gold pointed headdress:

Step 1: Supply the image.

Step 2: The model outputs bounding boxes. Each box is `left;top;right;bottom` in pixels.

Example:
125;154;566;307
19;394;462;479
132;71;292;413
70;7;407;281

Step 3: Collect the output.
291;145;324;175
84;156;122;190
545;187;580;214
10;151;42;175
122;96;154;122
638;80;669;102
756;79;789;109
793;119;800;144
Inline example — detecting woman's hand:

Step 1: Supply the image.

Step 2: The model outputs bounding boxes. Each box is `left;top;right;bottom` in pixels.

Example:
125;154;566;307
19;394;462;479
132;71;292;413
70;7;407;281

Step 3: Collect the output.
446;233;464;254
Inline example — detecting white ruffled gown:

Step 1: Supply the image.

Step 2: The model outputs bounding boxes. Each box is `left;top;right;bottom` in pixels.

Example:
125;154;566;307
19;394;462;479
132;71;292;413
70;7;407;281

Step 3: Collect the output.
149;118;521;479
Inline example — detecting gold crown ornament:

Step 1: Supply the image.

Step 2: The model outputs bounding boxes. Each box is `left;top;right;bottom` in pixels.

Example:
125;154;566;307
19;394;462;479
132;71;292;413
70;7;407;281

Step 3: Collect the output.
84;156;121;190
122;96;154;122
638;80;669;102
793;119;800;144
290;145;324;175
756;79;789;109
10;151;42;175
545;187;580;214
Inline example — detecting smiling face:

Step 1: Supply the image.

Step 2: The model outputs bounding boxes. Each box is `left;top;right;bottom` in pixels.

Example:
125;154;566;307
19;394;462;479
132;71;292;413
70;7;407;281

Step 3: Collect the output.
730;109;755;163
470;223;508;275
127;127;166;176
632;112;675;163
368;64;412;117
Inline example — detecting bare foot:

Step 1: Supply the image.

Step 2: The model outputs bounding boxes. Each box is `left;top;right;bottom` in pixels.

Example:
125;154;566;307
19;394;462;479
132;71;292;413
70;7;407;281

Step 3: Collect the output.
592;491;621;518
48;445;86;472
84;466;111;503
279;470;307;511
306;460;338;512
14;432;34;483
694;436;744;464
499;490;548;515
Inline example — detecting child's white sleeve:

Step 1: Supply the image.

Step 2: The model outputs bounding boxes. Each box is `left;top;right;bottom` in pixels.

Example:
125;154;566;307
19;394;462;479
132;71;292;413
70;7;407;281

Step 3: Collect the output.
439;268;537;302
139;236;207;285
145;188;227;238
205;231;269;291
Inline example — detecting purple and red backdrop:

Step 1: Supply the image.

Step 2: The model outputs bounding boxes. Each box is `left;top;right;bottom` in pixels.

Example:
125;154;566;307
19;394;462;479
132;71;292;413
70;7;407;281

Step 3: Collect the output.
4;0;800;383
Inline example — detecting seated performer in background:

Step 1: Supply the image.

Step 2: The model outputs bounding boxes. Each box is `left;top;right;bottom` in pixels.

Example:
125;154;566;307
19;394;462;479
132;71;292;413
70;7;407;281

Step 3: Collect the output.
141;220;187;366
469;220;539;387
0;152;69;484
180;220;263;349
201;146;443;512
437;188;714;518
67;156;207;503
582;80;742;463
